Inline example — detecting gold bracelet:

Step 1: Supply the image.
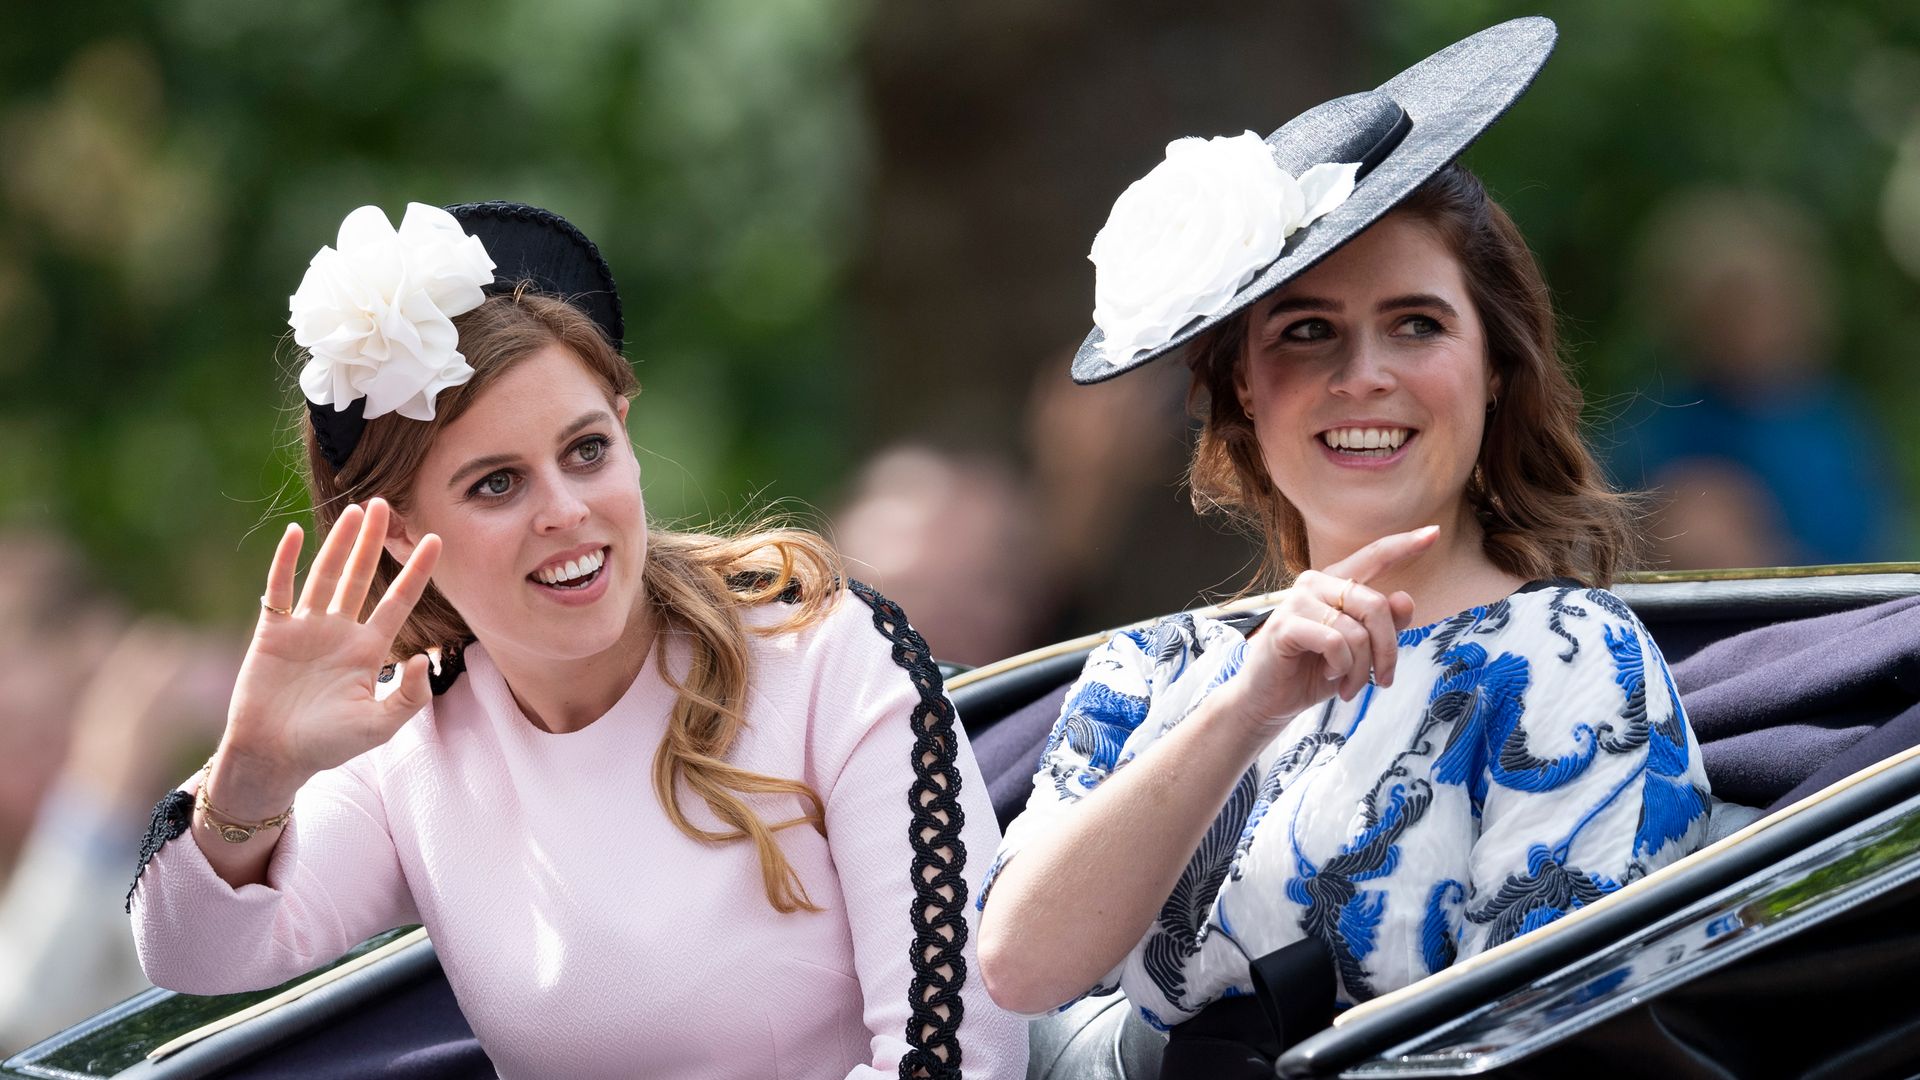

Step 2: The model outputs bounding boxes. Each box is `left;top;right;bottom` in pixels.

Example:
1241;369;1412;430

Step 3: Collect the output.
195;760;294;844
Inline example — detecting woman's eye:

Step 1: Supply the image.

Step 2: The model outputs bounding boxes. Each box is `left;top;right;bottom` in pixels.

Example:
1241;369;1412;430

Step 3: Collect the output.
1282;318;1334;342
472;472;515;499
1397;315;1443;337
572;435;609;465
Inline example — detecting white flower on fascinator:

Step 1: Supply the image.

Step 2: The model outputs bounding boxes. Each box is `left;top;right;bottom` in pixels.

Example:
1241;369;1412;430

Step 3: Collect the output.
291;203;497;421
1091;132;1358;365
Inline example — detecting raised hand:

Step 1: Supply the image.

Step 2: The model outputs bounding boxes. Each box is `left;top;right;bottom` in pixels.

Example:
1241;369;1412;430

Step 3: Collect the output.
212;499;441;820
1210;526;1436;740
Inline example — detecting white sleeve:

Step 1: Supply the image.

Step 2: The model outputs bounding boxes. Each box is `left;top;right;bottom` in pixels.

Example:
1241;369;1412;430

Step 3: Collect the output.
974;628;1163;1015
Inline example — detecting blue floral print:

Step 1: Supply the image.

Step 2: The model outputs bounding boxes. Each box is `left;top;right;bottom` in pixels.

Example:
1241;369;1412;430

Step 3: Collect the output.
981;582;1712;1021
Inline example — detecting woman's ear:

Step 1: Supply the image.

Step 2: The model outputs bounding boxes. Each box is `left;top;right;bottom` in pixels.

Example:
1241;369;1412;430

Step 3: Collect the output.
384;510;418;564
614;394;630;424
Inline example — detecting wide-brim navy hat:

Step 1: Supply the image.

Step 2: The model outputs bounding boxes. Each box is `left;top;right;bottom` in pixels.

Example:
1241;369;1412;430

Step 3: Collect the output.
1070;16;1557;385
306;201;625;471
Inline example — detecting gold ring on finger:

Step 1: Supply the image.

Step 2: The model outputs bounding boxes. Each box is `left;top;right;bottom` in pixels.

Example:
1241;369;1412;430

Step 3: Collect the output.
1333;579;1353;612
260;595;292;616
1321;607;1340;626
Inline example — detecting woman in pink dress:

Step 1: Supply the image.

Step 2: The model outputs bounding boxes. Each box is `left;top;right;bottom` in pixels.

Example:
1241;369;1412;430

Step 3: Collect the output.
127;200;1027;1079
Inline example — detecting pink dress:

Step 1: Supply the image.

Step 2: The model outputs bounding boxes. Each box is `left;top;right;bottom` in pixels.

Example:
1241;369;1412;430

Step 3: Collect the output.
130;590;1028;1079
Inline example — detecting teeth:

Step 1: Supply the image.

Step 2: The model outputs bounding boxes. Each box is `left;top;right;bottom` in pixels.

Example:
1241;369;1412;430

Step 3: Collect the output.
1322;427;1409;452
535;548;605;585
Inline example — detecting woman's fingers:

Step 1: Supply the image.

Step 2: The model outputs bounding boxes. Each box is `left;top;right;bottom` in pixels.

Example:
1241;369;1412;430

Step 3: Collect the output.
1294;528;1441;693
1296;571;1400;691
1324;525;1440;585
1311;603;1372;700
331;498;392;618
297;503;364;615
1335;614;1373;700
1274;612;1354;690
1388;591;1416;630
1341;583;1401;689
377;653;434;725
366;533;442;644
261;522;304;618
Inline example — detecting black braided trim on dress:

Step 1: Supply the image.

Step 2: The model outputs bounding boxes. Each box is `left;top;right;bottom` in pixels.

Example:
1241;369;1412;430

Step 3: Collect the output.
125;789;194;914
847;579;969;1080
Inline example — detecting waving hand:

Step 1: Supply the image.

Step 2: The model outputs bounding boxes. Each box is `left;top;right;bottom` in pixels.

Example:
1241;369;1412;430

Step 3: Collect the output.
213;498;441;819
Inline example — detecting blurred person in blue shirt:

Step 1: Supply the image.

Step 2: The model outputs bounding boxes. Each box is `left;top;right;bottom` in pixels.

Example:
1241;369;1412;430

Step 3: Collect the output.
1617;189;1903;569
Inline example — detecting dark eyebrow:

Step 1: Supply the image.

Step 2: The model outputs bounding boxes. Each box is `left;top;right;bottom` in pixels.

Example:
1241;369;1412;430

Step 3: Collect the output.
556;409;613;443
1378;293;1460;319
1261;296;1344;321
446;409;615;490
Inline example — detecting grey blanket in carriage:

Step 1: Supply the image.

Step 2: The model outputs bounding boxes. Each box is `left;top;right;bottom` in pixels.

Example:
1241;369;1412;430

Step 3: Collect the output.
1676;593;1920;811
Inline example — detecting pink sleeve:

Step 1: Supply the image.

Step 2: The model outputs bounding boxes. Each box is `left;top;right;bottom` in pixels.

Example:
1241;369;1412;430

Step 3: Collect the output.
812;589;1029;1079
129;757;419;996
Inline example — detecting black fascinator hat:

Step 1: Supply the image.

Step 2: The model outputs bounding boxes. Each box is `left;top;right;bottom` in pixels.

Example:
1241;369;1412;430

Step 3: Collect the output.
303;201;624;471
1072;16;1556;384
446;201;625;351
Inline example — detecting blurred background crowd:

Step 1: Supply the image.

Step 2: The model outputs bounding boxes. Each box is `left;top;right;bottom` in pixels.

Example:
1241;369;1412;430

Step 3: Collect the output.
4;0;1920;1051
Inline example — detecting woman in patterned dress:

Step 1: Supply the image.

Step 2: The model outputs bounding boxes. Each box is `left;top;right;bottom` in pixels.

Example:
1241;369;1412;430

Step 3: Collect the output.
976;17;1712;1064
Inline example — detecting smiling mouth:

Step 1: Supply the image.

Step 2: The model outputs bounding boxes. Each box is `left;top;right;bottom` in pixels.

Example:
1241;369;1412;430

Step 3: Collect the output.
1319;427;1414;458
530;547;608;590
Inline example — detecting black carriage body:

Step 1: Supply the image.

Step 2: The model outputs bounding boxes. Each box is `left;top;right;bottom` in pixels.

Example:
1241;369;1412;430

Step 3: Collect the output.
8;566;1920;1080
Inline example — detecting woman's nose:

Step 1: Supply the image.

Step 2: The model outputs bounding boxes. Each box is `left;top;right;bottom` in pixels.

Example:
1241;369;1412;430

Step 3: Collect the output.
533;479;591;533
1329;337;1397;397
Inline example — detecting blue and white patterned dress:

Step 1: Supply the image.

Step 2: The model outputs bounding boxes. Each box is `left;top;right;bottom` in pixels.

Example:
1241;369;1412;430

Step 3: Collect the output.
980;581;1712;1029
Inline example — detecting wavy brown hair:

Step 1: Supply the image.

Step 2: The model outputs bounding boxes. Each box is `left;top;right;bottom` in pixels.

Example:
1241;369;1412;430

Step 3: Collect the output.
300;289;840;913
1188;163;1638;589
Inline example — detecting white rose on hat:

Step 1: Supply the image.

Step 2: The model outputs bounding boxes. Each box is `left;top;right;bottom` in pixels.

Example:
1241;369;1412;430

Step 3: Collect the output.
1090;131;1358;365
291;202;498;421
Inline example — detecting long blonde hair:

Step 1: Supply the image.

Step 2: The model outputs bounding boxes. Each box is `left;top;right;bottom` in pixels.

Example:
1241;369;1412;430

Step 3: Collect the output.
301;289;841;913
1187;164;1639;590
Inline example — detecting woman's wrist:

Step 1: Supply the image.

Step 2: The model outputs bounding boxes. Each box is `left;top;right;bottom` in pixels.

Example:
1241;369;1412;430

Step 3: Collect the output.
1190;686;1285;761
203;743;306;822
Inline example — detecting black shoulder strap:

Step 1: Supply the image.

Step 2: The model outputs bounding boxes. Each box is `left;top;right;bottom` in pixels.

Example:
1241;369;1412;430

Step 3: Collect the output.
726;569;806;603
846;580;970;1080
428;641;468;696
383;639;471;697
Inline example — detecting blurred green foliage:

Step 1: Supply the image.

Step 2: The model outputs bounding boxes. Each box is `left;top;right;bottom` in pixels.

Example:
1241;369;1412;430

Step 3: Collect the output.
0;0;869;617
5;1;1920;618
